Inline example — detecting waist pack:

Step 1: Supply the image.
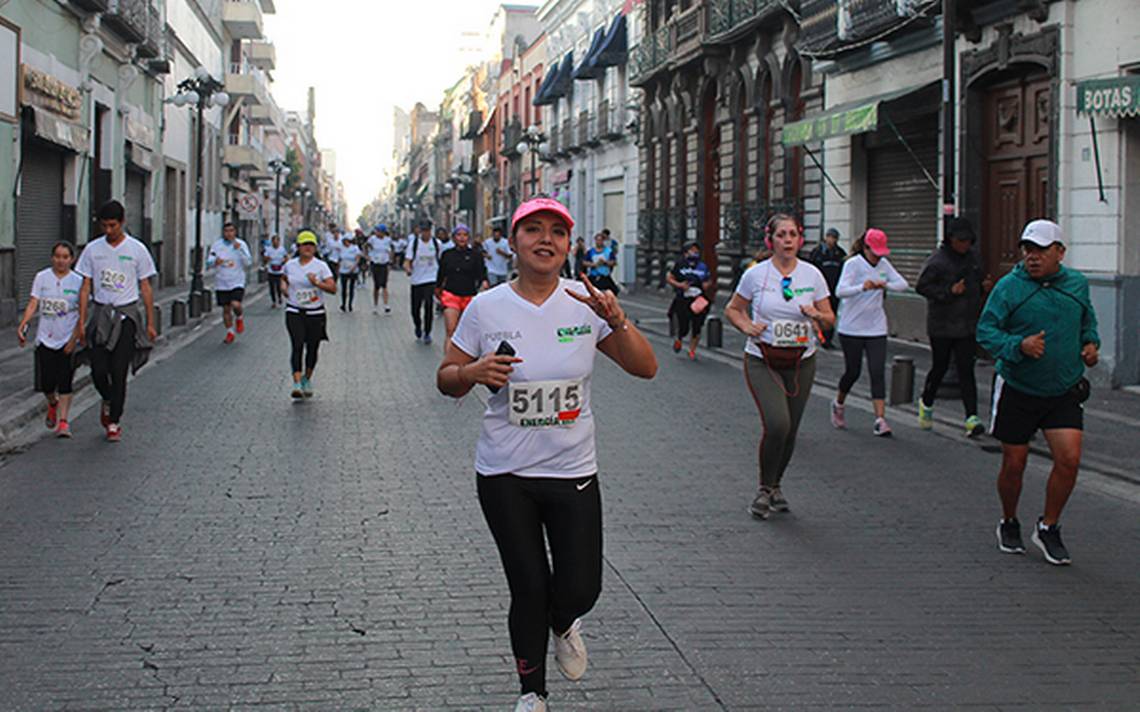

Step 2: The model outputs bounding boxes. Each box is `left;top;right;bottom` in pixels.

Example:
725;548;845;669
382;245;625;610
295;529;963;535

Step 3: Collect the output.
759;342;806;370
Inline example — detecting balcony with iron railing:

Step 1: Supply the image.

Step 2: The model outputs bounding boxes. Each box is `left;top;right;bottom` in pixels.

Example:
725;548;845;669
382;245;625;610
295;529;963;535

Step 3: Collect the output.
103;0;149;43
597;100;623;140
223;0;264;40
500;118;522;158
707;0;784;39
135;2;163;58
561;121;573;154
224;132;267;172
578;111;593;147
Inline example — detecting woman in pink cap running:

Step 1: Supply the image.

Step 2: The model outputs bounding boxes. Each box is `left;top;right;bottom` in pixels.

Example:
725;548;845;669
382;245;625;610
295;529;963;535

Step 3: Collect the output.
437;196;657;712
831;228;909;436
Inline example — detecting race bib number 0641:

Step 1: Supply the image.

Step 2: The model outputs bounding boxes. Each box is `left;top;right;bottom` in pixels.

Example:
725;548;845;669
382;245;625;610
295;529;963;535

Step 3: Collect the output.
770;319;811;347
509;379;583;428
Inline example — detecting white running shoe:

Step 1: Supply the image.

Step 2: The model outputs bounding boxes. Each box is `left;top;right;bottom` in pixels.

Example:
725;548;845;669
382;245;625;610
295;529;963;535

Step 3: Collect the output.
553;618;587;681
514;692;547;712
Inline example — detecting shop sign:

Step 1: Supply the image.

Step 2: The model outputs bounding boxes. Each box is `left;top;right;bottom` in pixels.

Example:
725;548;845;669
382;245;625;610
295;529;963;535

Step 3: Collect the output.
21;65;81;121
1076;76;1140;118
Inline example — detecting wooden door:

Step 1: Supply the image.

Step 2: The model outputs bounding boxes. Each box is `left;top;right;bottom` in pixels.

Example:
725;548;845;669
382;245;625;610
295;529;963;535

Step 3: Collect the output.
981;75;1052;277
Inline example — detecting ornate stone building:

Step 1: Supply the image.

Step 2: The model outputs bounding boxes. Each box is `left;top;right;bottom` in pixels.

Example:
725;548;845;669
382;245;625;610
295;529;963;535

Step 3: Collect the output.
631;0;824;296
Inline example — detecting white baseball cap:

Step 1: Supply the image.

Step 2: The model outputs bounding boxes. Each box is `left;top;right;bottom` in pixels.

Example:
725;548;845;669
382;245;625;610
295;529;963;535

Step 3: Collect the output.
1019;219;1065;248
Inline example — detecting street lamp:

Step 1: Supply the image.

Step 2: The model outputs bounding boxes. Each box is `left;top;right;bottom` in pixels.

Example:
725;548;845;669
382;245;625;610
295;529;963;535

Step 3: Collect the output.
296;187;312;227
517;124;548;199
268;158;291;238
167;66;230;299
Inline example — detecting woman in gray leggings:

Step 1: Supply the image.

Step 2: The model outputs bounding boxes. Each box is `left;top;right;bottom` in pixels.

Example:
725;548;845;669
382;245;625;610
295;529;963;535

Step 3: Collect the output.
726;214;835;519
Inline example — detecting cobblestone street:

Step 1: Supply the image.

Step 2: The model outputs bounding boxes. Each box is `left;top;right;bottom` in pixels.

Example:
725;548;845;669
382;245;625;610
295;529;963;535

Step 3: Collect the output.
1;278;1137;711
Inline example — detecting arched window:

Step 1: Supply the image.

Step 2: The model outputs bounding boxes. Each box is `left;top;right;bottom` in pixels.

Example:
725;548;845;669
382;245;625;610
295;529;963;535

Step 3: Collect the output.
785;61;805;206
756;72;773;206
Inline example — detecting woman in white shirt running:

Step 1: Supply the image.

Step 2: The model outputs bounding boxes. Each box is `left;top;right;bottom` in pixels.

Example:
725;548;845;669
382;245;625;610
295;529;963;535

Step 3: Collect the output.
831;228;909;436
437;197;657;712
17;242;82;438
725;214;835;519
280;231;336;398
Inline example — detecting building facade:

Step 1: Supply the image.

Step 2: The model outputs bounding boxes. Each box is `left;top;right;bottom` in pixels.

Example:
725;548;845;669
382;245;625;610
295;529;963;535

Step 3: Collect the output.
796;0;1139;386
631;0;824;297
536;0;639;284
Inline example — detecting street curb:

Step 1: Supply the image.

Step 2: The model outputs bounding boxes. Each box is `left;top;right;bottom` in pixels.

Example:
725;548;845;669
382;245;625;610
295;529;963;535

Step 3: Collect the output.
0;286;267;456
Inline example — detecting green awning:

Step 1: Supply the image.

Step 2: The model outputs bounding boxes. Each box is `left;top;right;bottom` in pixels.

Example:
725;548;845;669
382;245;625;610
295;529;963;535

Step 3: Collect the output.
782;82;937;147
396;176;409;194
1077;76;1140;118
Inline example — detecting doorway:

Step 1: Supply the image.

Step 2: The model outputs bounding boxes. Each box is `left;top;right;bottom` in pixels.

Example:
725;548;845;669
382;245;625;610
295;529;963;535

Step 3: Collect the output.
981;74;1053;278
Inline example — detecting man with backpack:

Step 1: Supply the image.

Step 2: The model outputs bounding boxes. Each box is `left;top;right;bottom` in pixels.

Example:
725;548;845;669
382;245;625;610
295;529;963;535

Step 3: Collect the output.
403;220;441;344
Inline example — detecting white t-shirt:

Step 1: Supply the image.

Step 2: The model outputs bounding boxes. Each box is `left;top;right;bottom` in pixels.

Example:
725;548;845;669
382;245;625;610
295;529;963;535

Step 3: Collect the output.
395;237;409;255
321;232;339;258
734;259;830;359
30;268;83;350
74;235;157;306
282;257;334;313
208;238;252;291
486;237;513;275
404;237;441;286
367;235;393;265
835;255;908;337
264;245;288;274
337;244;362;274
451;280;614;479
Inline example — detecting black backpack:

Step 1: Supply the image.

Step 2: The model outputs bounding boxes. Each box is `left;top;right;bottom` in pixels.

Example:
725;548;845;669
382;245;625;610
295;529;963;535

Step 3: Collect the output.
410;237;440;261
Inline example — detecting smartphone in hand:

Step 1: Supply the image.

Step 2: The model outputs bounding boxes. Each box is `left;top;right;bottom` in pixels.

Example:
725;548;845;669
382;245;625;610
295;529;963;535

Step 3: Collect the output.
488;340;516;394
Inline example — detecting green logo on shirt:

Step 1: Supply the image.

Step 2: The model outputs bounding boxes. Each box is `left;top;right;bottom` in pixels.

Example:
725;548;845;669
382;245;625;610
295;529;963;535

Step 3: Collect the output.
793;286;815;296
118;255;134;262
556;324;593;343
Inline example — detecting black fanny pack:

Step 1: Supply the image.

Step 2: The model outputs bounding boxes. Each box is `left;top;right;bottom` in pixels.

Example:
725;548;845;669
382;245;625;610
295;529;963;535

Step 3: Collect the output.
1068;377;1091;404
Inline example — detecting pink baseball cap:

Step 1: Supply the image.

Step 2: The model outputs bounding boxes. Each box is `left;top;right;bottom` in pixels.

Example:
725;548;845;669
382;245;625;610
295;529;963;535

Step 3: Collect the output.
510;197;575;233
864;228;890;256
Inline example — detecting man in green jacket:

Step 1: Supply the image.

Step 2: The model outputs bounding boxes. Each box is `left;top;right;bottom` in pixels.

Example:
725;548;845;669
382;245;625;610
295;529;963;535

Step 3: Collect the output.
977;220;1099;566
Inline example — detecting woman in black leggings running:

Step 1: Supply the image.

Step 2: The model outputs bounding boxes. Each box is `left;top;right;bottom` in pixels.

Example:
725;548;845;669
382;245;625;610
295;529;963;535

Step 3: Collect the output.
280;231;336;399
437;197;657;712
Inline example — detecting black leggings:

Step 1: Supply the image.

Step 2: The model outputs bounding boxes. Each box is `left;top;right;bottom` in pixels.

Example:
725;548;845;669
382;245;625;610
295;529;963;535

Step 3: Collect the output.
90;318;136;424
670;296;708;339
268;273;282;304
921;336;979;416
477;473;602;697
838;334;887;399
410;283;434;336
285;311;327;373
339;274;356;309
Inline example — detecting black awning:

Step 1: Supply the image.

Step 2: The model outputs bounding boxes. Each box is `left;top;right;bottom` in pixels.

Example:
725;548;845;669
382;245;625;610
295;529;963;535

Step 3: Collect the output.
533;60;561;106
573;28;607;80
546;52;574;102
594;13;627;68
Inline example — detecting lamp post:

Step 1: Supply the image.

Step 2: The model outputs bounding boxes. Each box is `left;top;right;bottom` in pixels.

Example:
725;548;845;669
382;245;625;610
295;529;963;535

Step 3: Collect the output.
167;66;230;299
516;125;549;199
297;187;312;228
268;158;291;238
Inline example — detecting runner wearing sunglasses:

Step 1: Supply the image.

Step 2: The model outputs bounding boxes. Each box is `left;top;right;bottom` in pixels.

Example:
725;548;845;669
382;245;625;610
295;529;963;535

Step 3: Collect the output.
724;214;834;519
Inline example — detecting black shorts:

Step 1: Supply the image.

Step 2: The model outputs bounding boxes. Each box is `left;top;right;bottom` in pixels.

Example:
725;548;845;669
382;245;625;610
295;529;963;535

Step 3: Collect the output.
216;288;245;306
990;377;1083;445
589;274;621;295
371;263;390;287
35;345;75;395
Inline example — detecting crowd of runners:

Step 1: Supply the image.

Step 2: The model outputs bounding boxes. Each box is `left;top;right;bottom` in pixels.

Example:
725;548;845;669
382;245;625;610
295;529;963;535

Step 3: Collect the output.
13;195;1103;712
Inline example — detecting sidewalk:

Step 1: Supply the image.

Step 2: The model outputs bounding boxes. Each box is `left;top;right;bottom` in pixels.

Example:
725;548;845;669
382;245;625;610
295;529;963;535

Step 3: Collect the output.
622;285;1140;486
0;279;265;452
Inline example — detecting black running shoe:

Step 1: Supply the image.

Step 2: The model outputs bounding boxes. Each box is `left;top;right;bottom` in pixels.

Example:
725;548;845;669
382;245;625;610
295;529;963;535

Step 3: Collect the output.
996;519;1025;554
769;487;790;513
1031;519;1071;565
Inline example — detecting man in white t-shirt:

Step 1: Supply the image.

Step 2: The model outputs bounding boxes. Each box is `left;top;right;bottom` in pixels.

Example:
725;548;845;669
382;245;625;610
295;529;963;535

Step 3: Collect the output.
366;224;394;314
403;220;441;343
263;234;289;309
485;226;513;286
208;222;253;343
75;200;158;442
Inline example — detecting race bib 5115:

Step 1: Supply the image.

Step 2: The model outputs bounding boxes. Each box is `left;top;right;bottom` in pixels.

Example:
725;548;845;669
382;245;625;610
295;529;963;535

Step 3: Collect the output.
509;379;583;428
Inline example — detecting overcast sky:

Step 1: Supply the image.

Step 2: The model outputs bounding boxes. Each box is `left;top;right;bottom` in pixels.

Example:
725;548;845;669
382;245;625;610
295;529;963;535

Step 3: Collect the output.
264;0;520;221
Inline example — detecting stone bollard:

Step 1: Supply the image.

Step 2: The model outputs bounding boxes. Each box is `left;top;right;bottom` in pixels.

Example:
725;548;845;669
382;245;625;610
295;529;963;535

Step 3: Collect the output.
257;269;267;284
152;305;162;337
171;299;188;327
189;292;202;318
890;355;915;406
202;289;213;312
706;315;723;349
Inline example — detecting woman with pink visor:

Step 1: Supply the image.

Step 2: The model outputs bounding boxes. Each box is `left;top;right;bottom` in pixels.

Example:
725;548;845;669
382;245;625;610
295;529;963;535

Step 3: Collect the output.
437;197;657;712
